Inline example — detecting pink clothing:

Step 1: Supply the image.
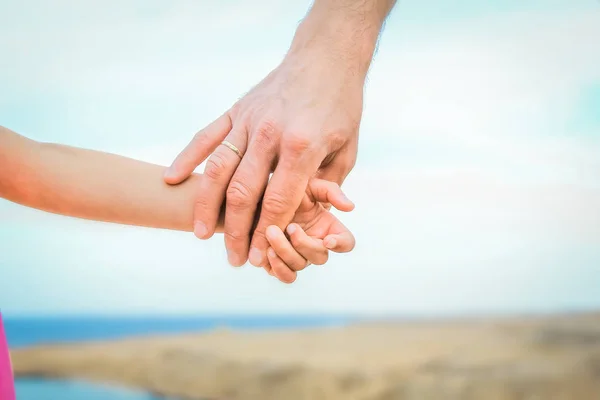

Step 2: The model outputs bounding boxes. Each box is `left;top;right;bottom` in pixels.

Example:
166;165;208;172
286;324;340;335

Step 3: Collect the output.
0;313;16;400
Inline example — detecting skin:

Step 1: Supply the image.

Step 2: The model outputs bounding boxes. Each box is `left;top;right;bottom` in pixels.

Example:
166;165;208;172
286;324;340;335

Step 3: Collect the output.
164;0;397;275
0;126;354;283
266;179;356;283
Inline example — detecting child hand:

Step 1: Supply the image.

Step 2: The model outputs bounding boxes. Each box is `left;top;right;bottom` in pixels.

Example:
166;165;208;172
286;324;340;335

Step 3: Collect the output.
264;179;355;283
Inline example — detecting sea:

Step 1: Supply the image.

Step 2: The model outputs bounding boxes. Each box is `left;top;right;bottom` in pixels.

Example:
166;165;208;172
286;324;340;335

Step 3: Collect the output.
5;315;351;399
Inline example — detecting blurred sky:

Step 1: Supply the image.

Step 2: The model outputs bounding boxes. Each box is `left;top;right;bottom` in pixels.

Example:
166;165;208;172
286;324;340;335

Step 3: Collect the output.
1;0;599;316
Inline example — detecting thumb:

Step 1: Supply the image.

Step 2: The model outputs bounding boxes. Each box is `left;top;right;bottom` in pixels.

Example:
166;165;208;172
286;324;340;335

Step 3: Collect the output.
316;137;358;186
307;179;355;212
323;231;356;253
164;113;232;185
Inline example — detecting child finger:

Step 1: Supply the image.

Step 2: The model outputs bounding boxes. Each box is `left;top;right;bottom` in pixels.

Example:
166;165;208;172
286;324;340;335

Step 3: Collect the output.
323;231;356;253
286;223;329;266
268;247;297;284
265;225;309;272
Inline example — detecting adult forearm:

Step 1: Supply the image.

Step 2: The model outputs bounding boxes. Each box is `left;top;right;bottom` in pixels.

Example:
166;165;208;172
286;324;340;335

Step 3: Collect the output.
289;0;397;79
0;127;223;232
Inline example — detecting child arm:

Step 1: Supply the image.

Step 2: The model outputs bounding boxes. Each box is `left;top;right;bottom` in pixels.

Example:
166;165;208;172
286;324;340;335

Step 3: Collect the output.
0;126;221;232
1;126;356;283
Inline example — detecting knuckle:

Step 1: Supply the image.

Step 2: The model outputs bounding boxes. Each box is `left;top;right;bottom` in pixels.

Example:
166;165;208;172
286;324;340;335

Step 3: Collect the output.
204;152;228;180
256;119;280;137
283;133;312;156
226;179;255;209
254;120;280;149
251;228;268;243
328;130;349;151
224;230;248;242
194;194;212;211
262;192;289;216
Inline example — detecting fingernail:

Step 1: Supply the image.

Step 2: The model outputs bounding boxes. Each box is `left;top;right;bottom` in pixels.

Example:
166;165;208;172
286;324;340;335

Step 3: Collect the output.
249;247;263;267
227;251;243;267
325;238;337;249
286;224;296;235
194;221;208;239
341;194;354;206
267;248;276;258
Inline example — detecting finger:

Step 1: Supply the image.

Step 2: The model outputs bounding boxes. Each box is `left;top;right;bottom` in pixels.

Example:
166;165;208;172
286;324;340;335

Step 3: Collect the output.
265;225;309;271
225;125;278;268
267;247;297;284
249;143;325;268
193;128;247;244
316;139;358;210
164;113;232;184
307;179;355;212
316;137;358;186
285;223;329;266
323;230;356;253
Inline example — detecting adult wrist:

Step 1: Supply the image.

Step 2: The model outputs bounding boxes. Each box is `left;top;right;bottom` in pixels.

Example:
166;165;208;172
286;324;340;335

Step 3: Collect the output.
287;1;386;81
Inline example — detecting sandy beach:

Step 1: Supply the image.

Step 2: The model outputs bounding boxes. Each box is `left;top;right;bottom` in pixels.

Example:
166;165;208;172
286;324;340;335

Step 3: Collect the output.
11;313;600;400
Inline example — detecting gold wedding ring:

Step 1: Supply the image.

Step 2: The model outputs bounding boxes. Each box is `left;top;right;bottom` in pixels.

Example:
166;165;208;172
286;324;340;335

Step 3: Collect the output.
220;140;243;159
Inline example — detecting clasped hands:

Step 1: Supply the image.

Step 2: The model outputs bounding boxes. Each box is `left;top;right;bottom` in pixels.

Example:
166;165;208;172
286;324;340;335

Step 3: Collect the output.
163;51;364;284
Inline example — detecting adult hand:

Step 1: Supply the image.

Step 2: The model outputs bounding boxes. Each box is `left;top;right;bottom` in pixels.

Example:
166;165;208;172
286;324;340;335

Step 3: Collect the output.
165;54;361;269
164;0;395;269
